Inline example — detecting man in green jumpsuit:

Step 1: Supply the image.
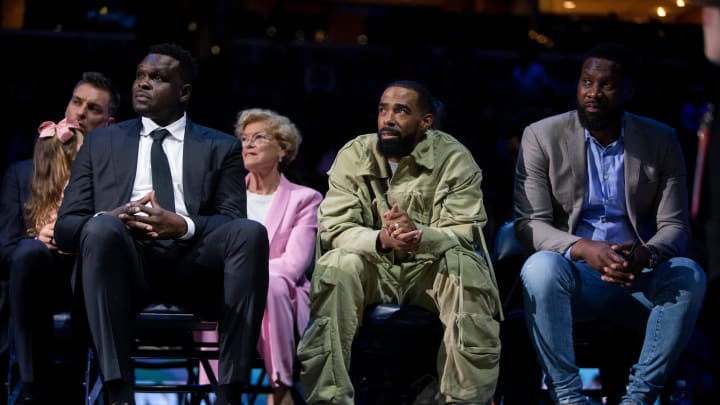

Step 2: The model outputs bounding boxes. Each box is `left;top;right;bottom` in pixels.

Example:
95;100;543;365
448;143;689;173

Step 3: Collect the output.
297;80;502;405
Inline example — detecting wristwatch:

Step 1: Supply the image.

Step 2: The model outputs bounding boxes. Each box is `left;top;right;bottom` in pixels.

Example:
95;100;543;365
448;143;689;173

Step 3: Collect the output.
646;244;659;269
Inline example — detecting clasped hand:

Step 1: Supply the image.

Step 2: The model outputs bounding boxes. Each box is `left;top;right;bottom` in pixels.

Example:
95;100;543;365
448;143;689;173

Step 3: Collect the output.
378;203;423;253
111;191;187;240
571;239;651;286
38;217;58;251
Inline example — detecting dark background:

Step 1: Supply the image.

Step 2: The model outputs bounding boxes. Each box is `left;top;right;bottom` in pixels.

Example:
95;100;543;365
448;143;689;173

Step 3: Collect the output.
1;0;715;239
1;1;718;402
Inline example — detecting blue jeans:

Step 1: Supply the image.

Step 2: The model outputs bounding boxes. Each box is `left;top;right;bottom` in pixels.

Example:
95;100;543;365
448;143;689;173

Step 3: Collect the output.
520;251;706;405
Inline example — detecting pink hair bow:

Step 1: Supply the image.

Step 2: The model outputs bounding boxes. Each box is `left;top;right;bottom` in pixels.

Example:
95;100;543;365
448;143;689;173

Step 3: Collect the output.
38;118;82;143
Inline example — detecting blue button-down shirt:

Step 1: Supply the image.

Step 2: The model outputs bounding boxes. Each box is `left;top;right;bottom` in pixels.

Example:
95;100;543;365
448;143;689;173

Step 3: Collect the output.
575;128;636;245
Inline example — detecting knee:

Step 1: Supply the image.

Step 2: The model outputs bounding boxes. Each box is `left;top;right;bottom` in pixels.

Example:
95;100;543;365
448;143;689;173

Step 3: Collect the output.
10;238;52;281
267;272;292;302
520;251;567;293
667;257;707;297
227;219;269;252
315;249;368;286
11;238;51;265
81;214;126;245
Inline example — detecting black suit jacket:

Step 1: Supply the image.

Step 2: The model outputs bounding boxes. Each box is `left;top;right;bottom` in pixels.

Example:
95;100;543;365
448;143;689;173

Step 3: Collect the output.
0;159;32;354
0;159;32;270
56;118;247;253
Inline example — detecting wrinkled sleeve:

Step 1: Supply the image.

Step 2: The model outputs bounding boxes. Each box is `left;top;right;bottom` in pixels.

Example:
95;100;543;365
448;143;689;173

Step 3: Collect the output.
317;144;383;259
56;134;96;253
645;129;690;258
418;152;486;256
514;125;581;253
269;188;323;283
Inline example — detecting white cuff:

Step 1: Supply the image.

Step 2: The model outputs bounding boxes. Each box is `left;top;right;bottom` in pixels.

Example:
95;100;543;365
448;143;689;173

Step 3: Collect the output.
178;214;195;240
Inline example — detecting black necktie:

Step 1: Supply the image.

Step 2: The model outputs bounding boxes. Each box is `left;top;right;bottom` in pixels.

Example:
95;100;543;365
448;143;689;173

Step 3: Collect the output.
150;128;176;212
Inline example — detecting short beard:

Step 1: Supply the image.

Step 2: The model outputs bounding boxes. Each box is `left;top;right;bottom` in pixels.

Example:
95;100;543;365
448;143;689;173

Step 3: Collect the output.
376;128;415;159
578;105;623;131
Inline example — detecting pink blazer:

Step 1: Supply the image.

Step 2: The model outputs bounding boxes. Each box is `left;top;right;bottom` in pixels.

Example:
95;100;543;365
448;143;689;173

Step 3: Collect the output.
253;173;323;331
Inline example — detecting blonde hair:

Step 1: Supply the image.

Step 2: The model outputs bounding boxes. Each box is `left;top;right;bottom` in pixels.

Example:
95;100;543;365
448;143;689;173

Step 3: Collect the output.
25;131;81;236
234;108;302;171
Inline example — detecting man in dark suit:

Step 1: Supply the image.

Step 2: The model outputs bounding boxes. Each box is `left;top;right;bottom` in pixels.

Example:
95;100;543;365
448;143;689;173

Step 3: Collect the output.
55;43;269;405
0;71;119;403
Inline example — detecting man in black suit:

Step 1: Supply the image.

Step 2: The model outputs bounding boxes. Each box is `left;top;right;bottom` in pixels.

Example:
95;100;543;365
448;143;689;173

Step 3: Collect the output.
55;43;269;405
0;71;120;403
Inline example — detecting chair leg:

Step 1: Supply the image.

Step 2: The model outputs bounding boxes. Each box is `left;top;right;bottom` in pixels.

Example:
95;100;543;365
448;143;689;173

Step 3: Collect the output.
246;367;267;405
7;328;23;405
84;347;104;405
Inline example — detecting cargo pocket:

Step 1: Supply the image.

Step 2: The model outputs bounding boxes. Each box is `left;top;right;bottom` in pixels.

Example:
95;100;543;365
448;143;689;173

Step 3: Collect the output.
442;311;501;400
297;316;338;402
437;247;501;401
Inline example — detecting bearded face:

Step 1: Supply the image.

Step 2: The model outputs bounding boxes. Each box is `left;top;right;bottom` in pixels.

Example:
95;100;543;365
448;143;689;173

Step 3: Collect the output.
576;57;629;131
375;86;432;160
376;126;417;159
577;99;624;131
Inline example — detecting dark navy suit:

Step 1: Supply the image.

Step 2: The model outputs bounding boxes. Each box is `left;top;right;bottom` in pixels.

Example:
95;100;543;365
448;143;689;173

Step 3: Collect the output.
56;118;269;385
1;158;80;385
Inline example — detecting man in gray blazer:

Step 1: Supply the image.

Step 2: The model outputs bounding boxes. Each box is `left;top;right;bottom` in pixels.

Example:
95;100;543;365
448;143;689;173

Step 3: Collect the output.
514;42;707;405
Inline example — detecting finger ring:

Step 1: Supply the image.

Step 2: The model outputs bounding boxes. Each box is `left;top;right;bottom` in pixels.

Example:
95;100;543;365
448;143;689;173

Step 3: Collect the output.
393;223;400;230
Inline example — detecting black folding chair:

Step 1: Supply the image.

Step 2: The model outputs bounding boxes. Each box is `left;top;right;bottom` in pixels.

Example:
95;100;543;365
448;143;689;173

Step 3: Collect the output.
84;304;219;405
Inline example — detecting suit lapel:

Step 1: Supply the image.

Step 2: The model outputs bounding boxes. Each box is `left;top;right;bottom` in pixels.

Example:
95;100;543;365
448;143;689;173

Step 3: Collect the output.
262;174;291;244
623;114;642;227
183;121;206;215
565;113;587;209
111;120;142;203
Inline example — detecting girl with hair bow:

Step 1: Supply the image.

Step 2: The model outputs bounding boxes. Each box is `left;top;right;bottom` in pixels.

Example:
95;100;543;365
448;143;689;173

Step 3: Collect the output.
27;118;84;243
4;118;84;400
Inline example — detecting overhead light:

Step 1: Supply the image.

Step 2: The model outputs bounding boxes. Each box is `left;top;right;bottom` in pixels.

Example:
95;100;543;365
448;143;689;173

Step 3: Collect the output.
677;0;686;7
562;1;576;9
657;6;667;17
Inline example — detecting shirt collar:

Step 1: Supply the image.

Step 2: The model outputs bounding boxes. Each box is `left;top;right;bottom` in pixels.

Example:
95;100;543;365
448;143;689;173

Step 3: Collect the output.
361;130;437;178
409;130;436;171
141;113;187;141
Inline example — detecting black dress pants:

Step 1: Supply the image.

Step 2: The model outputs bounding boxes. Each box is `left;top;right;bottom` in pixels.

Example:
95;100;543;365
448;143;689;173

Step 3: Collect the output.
79;215;269;385
9;238;75;383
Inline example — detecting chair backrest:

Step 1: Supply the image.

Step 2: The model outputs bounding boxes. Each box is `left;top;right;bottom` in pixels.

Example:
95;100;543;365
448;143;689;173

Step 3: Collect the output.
492;220;531;312
492;220;529;264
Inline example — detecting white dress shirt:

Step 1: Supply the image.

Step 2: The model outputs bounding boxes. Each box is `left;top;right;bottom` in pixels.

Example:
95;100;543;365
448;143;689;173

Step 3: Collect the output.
131;114;195;239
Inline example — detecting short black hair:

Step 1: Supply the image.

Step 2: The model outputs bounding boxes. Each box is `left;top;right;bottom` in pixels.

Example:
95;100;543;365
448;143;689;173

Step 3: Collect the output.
386;80;433;114
149;43;198;84
77;71;121;117
583;42;636;79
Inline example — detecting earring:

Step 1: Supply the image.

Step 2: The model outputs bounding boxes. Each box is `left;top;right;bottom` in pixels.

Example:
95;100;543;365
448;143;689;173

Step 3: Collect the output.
278;156;282;163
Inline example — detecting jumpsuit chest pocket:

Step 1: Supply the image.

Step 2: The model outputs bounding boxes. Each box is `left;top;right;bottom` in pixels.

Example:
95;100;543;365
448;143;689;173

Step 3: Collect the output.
385;189;431;226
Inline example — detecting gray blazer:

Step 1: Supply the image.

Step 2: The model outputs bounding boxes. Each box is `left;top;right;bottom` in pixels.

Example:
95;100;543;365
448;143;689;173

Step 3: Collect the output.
513;110;690;260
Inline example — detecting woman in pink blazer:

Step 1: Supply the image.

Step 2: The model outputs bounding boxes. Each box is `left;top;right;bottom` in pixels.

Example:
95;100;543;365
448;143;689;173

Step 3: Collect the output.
201;108;322;405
